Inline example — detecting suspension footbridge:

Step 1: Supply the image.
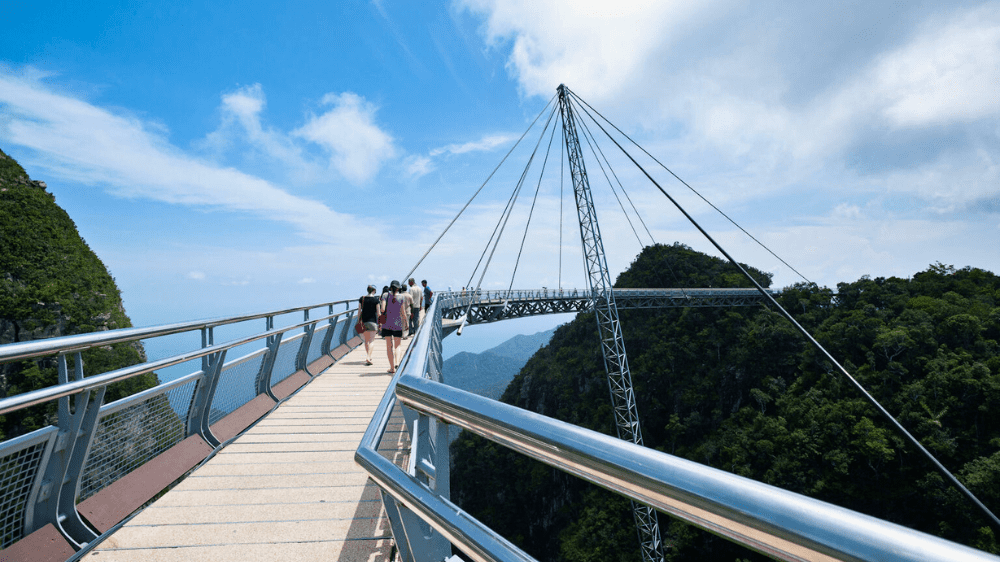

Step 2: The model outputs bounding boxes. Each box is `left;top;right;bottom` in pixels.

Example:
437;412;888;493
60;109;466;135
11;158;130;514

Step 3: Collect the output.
1;86;997;562
0;288;994;562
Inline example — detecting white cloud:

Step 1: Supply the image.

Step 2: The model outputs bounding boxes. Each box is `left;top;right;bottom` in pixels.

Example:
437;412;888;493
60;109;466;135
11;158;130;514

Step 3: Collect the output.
196;84;397;185
429;133;517;156
298;277;316;284
211;83;309;170
880;148;1000;212
0;71;366;247
293;92;397;184
831;203;862;221
222;84;265;118
404;155;434;178
457;1;1000;212
187;271;206;280
459;0;715;102
405;132;518;179
874;5;1000;128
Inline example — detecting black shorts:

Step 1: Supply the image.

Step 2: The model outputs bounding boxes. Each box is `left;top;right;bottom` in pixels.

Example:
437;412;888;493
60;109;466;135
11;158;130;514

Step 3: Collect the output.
381;328;403;338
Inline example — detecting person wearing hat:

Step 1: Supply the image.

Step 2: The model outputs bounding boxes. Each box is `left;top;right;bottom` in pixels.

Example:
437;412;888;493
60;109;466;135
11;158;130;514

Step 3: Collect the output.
380;280;410;373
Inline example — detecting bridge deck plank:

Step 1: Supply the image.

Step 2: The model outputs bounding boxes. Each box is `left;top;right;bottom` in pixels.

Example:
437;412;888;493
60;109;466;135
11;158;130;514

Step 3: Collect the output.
82;338;412;562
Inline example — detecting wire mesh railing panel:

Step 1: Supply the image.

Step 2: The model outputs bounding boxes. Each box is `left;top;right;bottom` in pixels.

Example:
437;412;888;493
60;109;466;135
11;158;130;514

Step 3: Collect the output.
78;379;197;501
208;349;267;426
330;318;347;348
269;333;305;387
0;427;56;549
306;324;330;365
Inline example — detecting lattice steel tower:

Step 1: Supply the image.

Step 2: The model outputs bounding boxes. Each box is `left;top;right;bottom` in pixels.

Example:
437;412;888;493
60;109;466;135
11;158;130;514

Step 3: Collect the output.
557;85;665;562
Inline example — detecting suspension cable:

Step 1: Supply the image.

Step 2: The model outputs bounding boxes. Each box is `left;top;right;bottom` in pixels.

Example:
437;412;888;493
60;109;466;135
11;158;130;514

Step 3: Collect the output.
468;104;560;294
559;118;565;290
574;102;647;248
574;100;656;246
508;109;560;292
465;159;531;289
569;88;1000;534
464;103;559;289
570;96;688;298
401;93;558;283
566;87;812;286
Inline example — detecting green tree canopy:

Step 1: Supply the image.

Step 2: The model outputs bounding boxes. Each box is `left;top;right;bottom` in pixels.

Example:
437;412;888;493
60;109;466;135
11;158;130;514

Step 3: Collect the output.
451;243;1000;561
1;148;156;438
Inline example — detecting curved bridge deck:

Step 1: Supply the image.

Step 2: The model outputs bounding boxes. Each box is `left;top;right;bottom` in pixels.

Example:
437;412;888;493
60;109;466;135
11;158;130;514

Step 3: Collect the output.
442;288;773;327
81;342;411;562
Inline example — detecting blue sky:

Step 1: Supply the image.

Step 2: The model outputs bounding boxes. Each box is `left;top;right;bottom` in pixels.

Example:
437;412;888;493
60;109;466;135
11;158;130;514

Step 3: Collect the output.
2;1;999;355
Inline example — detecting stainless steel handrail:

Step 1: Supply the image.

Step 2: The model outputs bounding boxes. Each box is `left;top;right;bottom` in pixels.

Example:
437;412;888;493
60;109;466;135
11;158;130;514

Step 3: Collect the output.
356;295;538;562
0;308;350;416
0;299;354;363
392;374;998;562
355;449;535;562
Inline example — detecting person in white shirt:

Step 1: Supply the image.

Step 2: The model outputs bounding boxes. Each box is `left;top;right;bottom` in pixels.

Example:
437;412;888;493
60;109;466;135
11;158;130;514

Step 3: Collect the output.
407;278;423;337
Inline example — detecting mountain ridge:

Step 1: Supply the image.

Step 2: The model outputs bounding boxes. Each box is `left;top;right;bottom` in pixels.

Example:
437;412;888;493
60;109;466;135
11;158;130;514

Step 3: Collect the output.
0;147;156;439
443;328;556;401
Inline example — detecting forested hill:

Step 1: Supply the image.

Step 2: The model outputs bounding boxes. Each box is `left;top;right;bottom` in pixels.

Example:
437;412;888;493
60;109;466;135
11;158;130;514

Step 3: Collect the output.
0;148;155;439
451;243;1000;561
443;328;556;401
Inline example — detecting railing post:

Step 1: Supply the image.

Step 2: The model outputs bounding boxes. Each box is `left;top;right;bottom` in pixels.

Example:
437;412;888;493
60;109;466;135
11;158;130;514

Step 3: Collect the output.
396;412;451;562
380;491;418;562
340;302;355;347
390;302;452;561
257;321;282;401
25;352;104;548
296;309;315;373
200;326;214;372
321;304;337;357
187;350;228;447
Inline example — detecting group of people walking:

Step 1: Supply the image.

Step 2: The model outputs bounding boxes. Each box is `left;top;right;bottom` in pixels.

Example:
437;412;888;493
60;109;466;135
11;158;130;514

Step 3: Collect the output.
357;278;432;373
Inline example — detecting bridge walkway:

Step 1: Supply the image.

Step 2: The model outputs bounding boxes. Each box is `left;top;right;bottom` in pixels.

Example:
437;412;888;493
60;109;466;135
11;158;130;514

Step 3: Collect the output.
81;340;412;562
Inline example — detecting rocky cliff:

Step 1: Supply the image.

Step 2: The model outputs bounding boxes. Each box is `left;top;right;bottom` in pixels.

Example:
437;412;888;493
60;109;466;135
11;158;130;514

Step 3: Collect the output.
0;148;156;438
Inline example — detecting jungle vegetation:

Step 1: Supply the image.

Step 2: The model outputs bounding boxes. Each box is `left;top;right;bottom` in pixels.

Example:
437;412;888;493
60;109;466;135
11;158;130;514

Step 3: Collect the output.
0;148;157;440
451;242;1000;561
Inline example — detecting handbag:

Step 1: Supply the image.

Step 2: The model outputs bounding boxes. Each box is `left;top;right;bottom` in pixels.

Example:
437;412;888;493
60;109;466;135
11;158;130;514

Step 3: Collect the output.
378;295;388;326
354;318;364;334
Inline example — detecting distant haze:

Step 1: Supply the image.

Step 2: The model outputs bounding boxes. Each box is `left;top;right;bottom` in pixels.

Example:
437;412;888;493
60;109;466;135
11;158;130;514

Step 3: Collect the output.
443;327;557;400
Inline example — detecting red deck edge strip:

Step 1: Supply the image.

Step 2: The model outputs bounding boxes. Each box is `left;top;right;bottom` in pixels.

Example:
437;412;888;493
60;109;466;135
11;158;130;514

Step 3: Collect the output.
0;523;75;562
210;393;277;443
77;434;214;533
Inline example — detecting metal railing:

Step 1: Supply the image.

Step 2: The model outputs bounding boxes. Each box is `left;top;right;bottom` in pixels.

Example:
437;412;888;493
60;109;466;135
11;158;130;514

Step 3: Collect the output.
357;292;533;562
0;298;359;552
358;291;1000;562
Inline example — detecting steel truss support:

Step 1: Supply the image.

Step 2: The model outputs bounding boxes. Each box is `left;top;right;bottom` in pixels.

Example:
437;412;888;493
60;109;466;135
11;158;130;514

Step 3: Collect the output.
557;85;665;562
439;288;773;325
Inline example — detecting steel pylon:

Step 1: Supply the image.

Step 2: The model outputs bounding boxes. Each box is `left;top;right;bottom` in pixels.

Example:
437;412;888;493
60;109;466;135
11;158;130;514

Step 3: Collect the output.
557;85;665;562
